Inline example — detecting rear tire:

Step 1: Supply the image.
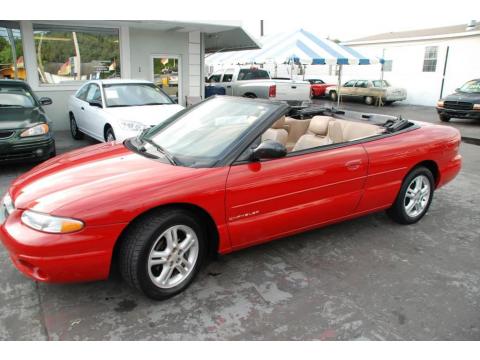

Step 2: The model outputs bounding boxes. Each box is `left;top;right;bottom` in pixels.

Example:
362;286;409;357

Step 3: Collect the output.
70;113;84;140
364;96;374;105
118;209;206;300
386;166;434;225
439;114;451;122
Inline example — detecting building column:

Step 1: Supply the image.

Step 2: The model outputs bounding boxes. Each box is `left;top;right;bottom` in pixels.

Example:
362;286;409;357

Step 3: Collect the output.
188;31;201;101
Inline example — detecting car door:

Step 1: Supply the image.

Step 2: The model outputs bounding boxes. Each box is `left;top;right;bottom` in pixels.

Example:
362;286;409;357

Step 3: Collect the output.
341;80;356;98
83;83;107;141
225;142;369;249
220;69;234;95
354;80;368;98
70;83;90;130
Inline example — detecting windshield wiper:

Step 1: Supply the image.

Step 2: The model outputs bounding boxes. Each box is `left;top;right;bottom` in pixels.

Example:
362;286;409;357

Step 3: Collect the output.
140;102;170;106
141;138;178;165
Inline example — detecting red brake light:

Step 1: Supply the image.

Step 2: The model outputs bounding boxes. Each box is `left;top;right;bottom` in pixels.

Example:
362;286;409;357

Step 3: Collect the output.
269;84;276;98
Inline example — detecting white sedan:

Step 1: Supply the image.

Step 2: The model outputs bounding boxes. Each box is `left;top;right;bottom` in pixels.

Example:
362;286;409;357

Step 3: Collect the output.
67;79;184;142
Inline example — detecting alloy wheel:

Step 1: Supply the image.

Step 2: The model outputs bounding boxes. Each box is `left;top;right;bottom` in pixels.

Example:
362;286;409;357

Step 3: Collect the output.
404;174;431;218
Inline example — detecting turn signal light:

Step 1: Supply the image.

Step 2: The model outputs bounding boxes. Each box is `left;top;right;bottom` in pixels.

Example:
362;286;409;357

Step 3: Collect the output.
473;104;480;110
436;100;444;108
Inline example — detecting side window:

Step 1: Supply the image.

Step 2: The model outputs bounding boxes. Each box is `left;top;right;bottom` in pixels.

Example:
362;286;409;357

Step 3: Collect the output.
76;84;90;101
222;73;233;82
85;84;102;104
355;80;368;88
207;74;222;83
344;80;356;87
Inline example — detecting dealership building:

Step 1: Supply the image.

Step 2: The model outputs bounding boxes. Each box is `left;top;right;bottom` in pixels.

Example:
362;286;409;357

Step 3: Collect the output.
0;20;259;130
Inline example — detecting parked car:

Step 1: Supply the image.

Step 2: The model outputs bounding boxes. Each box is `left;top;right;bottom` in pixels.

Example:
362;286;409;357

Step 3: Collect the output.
307;78;335;98
325;80;407;105
1;96;461;300
0;80;55;163
436;79;480;122
67;79;184;142
206;66;311;108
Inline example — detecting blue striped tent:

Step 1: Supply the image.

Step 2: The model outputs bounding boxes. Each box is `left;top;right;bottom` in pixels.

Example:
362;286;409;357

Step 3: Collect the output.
206;29;383;66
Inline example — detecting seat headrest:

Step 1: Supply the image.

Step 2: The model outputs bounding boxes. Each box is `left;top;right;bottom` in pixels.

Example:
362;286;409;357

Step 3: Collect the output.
308;116;332;135
271;116;286;129
328;121;344;143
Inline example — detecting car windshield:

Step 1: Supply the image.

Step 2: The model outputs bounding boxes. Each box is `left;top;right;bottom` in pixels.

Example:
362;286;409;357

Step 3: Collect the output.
237;68;270;81
143;97;277;167
103;83;173;107
458;80;480;94
0;85;37;108
372;80;390;88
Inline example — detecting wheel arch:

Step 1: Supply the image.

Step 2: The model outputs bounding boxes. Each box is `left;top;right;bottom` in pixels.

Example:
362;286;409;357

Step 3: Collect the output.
103;123;113;141
407;160;440;188
111;202;220;274
243;92;257;98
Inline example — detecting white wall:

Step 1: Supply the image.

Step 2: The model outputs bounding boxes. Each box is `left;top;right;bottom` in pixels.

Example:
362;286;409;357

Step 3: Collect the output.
341;36;480;106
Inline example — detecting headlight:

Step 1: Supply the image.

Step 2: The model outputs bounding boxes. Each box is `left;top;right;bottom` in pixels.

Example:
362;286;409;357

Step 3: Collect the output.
437;100;444;108
2;193;14;216
21;210;84;234
118;120;147;132
473;104;480;110
20;123;49;137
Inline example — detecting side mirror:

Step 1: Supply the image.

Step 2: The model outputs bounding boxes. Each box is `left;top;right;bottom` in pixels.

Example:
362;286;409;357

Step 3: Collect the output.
455;88;460;92
39;97;52;106
88;100;103;108
251;140;287;161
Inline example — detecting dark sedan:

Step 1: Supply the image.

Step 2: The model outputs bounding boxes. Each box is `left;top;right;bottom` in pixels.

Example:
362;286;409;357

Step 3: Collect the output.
0;80;55;163
436;79;480;122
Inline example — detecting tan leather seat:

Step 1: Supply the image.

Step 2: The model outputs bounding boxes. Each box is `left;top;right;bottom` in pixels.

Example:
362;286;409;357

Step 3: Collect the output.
328;119;383;143
292;116;334;151
261;116;288;146
285;117;311;151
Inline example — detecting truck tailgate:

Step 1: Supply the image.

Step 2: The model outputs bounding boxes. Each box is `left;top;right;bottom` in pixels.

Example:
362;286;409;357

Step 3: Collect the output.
273;80;311;103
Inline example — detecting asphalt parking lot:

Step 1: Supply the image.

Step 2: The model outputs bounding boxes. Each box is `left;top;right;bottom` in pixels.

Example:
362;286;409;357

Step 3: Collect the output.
1;101;479;340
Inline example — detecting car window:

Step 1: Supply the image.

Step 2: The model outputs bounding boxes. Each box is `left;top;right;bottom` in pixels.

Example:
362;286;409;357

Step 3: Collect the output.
237;68;270;81
355;80;368;88
372;80;390;88
85;84;102;103
309;79;324;84
458;80;480;93
344;80;356;87
76;84;90;101
103;83;173;107
0;85;37;108
207;74;222;83
222;73;233;82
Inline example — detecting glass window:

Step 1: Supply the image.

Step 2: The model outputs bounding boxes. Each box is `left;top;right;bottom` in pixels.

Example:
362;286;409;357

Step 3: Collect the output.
458;80;480;94
75;83;90;100
0;22;25;80
222;73;233;82
372;80;390;88
33;24;120;85
103;83;173;107
207;74;222;83
145;97;277;167
308;79;324;84
85;84;102;103
237;68;270;81
355;80;368;88
383;60;393;72
344;80;356;87
422;46;438;72
0;83;37;107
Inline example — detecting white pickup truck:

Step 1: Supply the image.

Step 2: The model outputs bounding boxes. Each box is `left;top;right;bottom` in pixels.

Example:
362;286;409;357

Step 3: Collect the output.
206;66;312;108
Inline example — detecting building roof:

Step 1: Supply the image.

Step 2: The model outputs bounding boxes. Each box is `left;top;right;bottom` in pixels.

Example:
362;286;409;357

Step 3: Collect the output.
344;21;480;45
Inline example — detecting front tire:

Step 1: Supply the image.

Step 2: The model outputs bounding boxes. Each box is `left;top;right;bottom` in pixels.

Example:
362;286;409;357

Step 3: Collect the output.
105;126;116;142
118;209;206;300
70;113;84;140
386;166;434;224
364;96;374;105
439;114;451;122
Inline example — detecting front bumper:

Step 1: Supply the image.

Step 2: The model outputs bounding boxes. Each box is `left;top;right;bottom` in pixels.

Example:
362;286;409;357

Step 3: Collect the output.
0;134;55;163
0;209;127;283
436;107;480;120
385;94;407;101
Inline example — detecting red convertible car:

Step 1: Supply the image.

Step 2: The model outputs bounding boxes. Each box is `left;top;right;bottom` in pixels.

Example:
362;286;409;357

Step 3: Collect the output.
308;79;336;98
0;96;461;300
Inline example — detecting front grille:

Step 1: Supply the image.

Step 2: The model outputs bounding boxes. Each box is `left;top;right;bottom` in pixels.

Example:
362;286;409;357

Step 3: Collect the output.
0;130;15;140
444;101;474;110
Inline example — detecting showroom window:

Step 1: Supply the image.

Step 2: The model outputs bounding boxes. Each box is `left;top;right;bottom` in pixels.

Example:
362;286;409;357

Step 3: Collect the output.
33;24;120;85
422;46;438;72
383;60;393;72
0;21;25;80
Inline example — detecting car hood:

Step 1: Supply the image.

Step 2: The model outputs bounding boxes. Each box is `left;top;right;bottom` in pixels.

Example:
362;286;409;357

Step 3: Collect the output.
444;92;480;103
9;142;207;217
0;107;47;130
103;104;184;126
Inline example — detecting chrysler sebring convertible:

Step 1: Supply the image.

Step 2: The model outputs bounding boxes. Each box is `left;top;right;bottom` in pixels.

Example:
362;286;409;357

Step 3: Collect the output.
0;96;461;300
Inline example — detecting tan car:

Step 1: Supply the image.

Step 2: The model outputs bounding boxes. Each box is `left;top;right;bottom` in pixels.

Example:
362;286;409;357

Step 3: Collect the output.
325;80;407;105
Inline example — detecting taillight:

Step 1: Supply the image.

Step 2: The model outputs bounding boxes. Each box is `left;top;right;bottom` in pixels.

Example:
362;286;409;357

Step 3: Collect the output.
269;85;276;98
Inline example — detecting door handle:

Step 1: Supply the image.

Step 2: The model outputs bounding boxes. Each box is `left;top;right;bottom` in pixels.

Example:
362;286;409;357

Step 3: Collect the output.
81;106;84;110
345;159;362;170
291;86;297;89
226;85;232;88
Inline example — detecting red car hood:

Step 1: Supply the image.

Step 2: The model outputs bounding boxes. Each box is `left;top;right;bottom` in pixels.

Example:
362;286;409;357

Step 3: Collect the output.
10;142;205;216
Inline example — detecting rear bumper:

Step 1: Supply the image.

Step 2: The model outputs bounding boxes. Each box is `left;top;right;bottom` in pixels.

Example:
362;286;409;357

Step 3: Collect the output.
0;136;55;163
0;210;126;283
436;107;480;120
437;154;462;189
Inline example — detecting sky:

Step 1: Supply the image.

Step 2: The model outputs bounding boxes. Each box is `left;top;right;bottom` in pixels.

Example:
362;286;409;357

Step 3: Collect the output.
241;11;478;42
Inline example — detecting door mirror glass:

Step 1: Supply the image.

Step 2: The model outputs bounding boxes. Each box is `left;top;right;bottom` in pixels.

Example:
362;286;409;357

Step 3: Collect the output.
252;140;287;161
88;100;103;108
39;97;52;106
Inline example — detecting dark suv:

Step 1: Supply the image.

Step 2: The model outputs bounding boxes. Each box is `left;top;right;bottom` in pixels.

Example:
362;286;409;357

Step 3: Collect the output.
436;79;480;122
0;80;56;163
